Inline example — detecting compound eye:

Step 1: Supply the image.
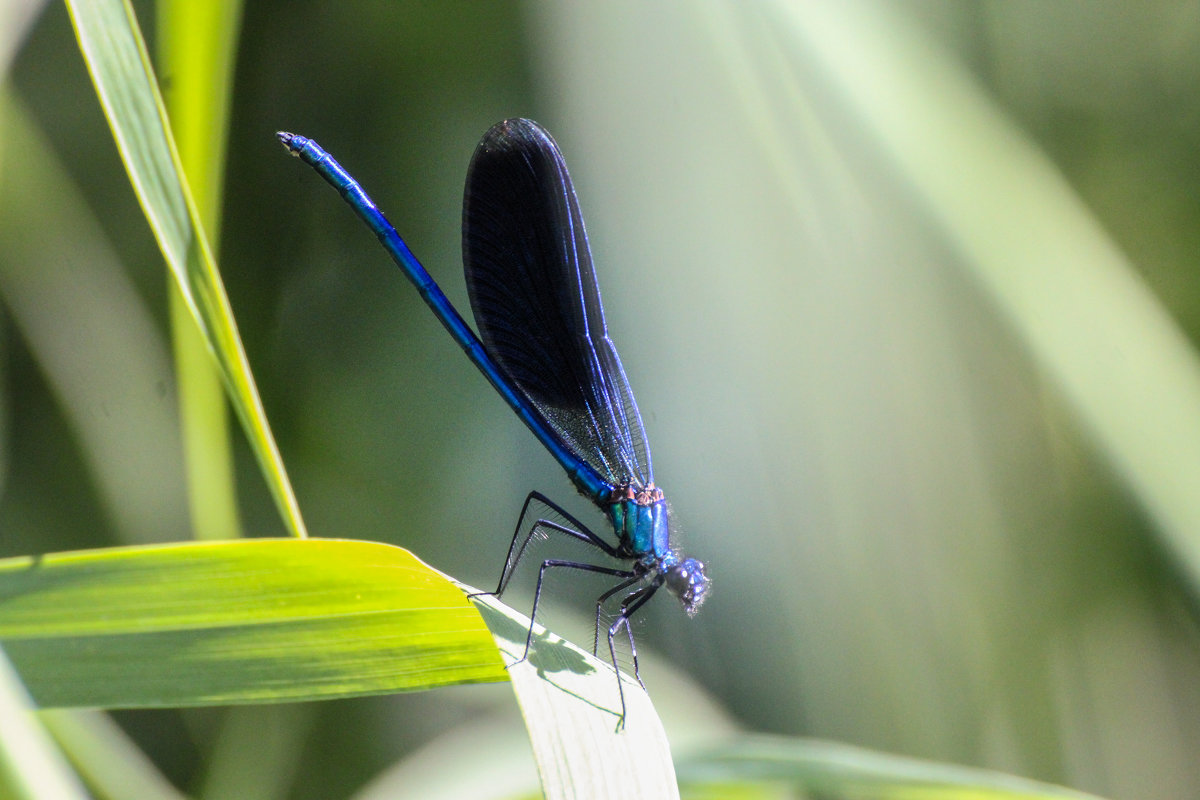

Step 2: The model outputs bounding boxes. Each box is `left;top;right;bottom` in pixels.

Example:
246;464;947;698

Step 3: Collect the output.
666;558;710;616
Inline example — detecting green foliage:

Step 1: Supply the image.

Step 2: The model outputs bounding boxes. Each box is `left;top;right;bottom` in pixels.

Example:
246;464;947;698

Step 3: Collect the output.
67;0;305;540
678;737;1109;799
3;0;1196;797
0;539;504;707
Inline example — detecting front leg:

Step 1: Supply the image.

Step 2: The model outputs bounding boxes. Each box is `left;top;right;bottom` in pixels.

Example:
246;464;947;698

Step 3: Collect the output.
515;559;635;664
468;491;619;602
593;574;643;655
607;582;661;690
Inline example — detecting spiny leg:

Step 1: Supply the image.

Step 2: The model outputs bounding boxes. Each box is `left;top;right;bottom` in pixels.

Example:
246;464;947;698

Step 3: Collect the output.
593;574;643;655
515;559;635;664
610;582;661;689
468;491;618;601
605;625;629;731
603;581;663;730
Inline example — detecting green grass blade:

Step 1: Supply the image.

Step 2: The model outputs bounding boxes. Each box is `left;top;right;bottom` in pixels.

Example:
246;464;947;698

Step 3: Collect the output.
39;710;187;800
157;0;241;231
0;539;504;706
63;0;307;538
680;736;1111;799
192;705;312;800
158;0;244;542
0;648;89;800
0;536;679;799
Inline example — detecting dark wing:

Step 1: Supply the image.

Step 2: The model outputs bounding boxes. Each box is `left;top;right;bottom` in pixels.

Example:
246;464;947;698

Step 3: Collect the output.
462;118;653;489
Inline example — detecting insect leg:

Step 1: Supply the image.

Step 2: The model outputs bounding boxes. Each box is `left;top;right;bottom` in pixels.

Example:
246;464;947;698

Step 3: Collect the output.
468;491;619;601
608;582;662;690
593;574;643;655
516;560;634;663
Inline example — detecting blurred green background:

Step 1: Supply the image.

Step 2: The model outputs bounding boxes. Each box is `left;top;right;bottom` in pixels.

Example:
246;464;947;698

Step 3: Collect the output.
4;1;1200;798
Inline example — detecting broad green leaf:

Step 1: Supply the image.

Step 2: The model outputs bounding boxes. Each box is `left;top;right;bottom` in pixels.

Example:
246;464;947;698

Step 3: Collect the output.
468;591;681;800
679;736;1110;799
63;0;306;539
0;539;503;706
0;537;680;799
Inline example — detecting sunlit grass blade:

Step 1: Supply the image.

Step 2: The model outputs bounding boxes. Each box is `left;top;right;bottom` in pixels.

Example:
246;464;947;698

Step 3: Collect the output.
0;539;679;799
467;591;680;800
768;3;1200;593
679;736;1111;799
0;540;504;707
0;647;89;800
158;0;244;542
355;595;701;800
157;0;241;230
64;0;306;538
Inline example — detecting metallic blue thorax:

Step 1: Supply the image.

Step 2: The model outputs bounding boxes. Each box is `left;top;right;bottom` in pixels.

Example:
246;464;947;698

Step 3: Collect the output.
607;485;670;560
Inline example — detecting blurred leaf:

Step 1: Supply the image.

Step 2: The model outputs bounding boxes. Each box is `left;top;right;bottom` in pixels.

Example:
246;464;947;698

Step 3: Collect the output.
0;91;189;545
0;539;504;706
0;0;41;79
39;710;186;800
191;705;311;800
679;736;1111;799
63;0;306;538
0;647;88;800
350;712;539;800
772;1;1200;592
